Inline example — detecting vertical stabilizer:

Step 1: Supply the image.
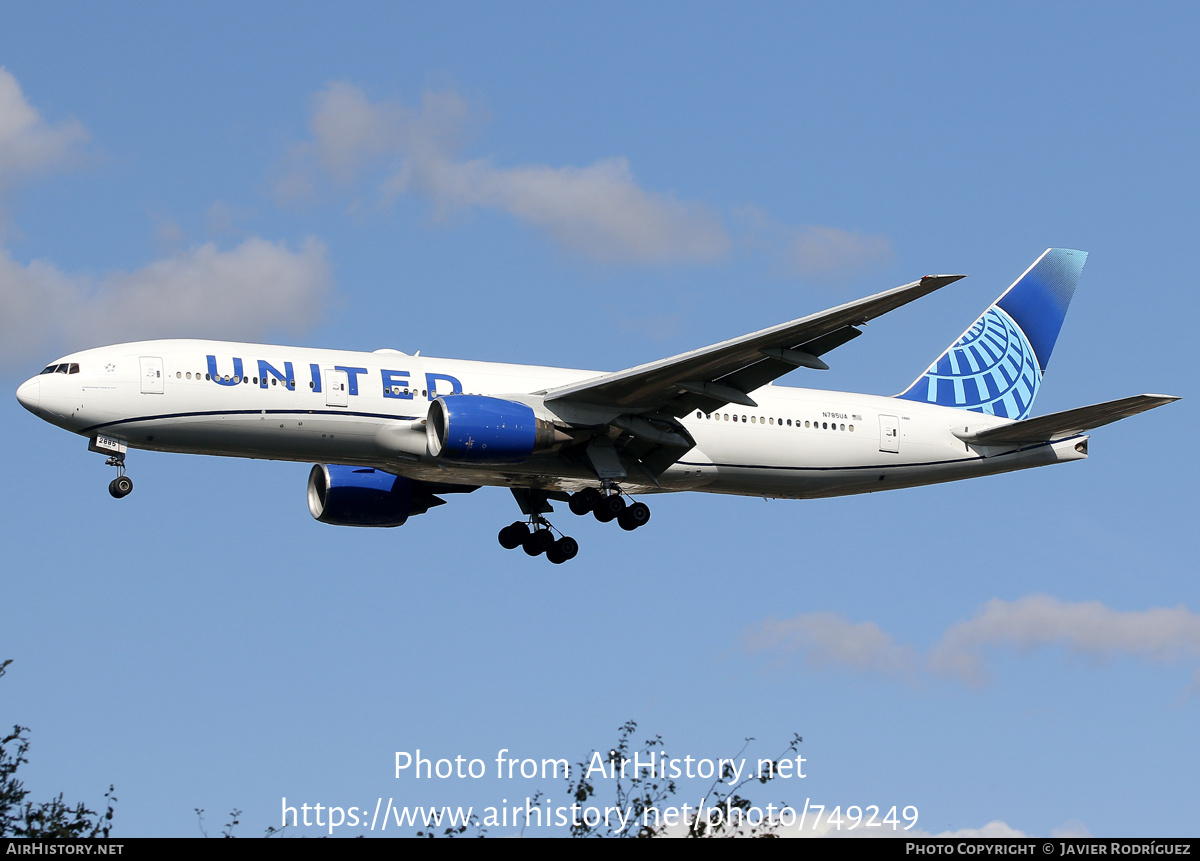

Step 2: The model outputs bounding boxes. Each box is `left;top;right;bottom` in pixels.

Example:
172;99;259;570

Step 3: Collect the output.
897;248;1087;419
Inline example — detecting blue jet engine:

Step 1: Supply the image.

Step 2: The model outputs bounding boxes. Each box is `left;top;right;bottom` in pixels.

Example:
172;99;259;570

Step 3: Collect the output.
426;395;567;464
307;464;453;527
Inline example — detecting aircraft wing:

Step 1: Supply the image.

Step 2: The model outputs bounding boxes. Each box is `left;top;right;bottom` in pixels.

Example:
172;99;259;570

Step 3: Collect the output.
952;394;1180;446
544;274;967;418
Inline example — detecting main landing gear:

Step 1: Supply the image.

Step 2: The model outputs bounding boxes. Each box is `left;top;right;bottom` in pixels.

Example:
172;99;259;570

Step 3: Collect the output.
567;485;651;532
106;454;133;499
498;518;579;564
498;483;650;563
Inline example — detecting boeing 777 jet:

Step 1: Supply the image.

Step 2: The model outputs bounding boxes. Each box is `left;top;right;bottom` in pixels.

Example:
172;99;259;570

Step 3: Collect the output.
15;249;1178;563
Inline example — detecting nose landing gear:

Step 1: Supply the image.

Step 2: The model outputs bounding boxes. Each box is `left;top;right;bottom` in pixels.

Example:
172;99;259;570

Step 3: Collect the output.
106;455;133;499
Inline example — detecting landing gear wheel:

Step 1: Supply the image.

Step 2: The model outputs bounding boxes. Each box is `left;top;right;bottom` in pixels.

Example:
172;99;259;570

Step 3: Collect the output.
546;537;579;565
523;529;555;557
569;487;602;515
108;476;133;499
593;494;625;523
498;521;529;550
618;501;650;531
551;536;579;563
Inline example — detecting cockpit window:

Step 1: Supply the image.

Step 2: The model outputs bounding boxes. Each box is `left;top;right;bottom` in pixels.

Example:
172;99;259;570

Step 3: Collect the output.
40;365;57;375
55;364;68;373
68;363;79;374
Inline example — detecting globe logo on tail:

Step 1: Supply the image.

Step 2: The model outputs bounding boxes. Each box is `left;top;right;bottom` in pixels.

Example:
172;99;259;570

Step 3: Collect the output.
903;305;1041;419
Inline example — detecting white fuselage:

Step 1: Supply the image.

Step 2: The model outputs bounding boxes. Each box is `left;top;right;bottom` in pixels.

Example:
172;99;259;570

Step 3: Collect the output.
16;339;1087;499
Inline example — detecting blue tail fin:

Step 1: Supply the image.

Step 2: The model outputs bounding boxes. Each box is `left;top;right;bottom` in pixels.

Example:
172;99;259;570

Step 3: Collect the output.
897;248;1087;419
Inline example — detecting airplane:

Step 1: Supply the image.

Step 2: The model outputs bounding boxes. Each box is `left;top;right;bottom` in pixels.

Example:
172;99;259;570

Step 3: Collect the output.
14;248;1178;564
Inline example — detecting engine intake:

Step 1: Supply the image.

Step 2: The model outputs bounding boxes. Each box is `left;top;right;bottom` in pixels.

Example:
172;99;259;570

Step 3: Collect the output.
307;464;437;527
426;395;566;464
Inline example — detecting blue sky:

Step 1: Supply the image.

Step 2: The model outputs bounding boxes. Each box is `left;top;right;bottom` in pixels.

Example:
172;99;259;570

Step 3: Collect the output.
1;2;1196;837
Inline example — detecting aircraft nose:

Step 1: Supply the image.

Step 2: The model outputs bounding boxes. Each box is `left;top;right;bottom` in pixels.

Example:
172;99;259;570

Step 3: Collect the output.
15;377;41;414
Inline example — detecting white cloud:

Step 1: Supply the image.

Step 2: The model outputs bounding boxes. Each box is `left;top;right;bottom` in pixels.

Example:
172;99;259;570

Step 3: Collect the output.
1050;820;1092;838
429;156;730;264
736;205;892;281
928;595;1200;688
786;225;892;278
744;596;1200;691
779;816;1086;839
656;810;1067;838
929;820;1029;838
280;83;903;272
0;237;332;368
279;83;764;265
0;69;333;369
745;611;916;678
0;67;88;192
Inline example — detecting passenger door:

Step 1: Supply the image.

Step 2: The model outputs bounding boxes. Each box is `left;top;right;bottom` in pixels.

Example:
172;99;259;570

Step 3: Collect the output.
139;357;164;394
878;414;900;453
325;369;348;407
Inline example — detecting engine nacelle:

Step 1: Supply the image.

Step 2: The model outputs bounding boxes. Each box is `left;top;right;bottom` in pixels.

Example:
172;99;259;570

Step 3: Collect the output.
426;395;565;464
307;464;432;527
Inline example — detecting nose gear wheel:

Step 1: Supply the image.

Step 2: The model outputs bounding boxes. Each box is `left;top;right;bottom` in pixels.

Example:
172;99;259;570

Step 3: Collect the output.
105;454;133;499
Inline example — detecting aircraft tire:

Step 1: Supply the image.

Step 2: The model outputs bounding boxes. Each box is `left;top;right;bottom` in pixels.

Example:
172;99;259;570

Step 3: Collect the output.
618;502;650;531
593;494;625;523
109;476;133;499
571;487;603;515
554;536;579;561
498;522;528;549
523;529;554;556
569;488;598;515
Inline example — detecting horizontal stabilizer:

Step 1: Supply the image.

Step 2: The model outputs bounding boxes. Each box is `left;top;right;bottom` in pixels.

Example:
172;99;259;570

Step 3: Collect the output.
953;394;1180;445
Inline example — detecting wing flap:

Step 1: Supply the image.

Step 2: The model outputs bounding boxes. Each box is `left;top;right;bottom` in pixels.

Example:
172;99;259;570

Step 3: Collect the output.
953;394;1180;445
